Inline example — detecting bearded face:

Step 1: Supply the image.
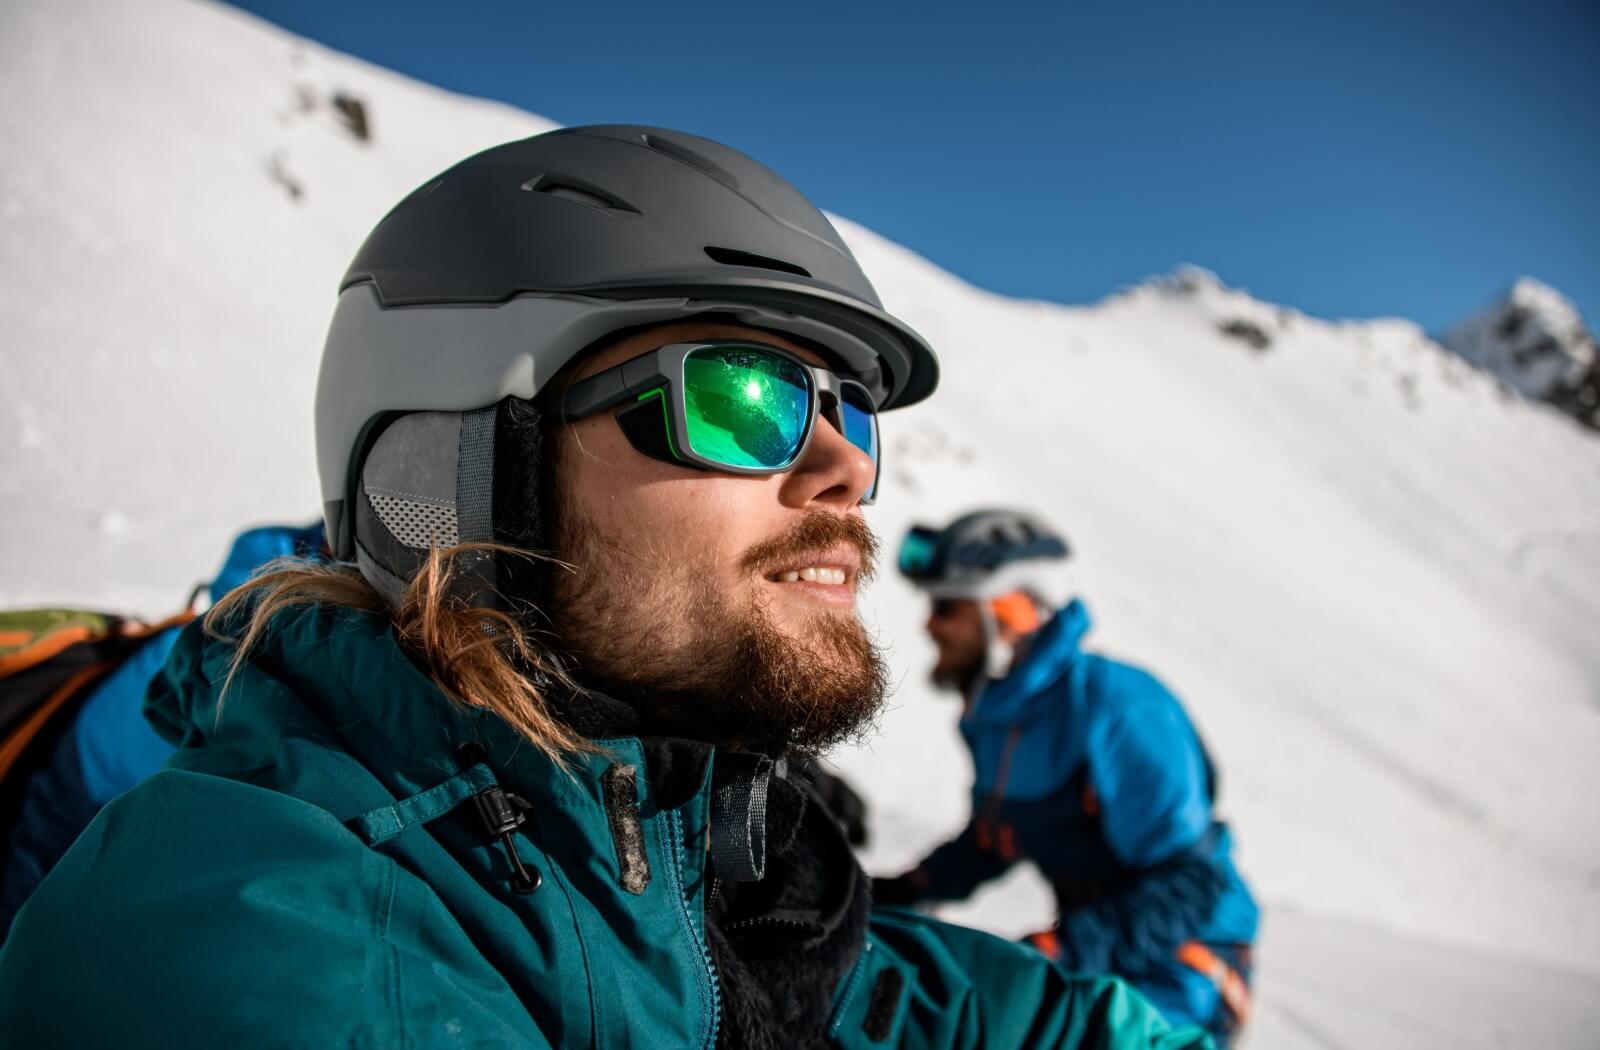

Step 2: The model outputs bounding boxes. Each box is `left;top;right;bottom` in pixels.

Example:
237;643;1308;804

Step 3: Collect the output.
925;597;987;696
543;321;889;756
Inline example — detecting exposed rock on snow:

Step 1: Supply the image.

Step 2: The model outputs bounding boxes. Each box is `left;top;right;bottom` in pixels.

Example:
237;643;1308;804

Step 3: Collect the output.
1217;317;1273;351
330;92;370;143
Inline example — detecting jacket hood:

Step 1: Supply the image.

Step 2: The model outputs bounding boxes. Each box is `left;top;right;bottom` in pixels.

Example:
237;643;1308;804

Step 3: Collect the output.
147;604;384;752
964;599;1092;727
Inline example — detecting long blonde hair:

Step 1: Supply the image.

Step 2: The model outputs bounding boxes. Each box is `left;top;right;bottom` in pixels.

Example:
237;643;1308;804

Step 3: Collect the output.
204;543;590;765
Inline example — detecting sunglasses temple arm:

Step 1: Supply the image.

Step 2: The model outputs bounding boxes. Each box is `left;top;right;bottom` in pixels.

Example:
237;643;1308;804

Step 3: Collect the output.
560;363;669;421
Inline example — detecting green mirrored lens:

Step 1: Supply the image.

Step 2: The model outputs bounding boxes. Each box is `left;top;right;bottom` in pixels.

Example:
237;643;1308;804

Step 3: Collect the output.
683;347;811;468
899;529;938;577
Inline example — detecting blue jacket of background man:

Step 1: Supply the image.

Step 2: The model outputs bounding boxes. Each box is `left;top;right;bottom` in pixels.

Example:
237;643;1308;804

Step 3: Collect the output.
907;600;1258;1030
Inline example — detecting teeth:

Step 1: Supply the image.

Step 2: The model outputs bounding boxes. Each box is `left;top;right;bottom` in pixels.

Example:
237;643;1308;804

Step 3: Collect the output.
778;566;847;585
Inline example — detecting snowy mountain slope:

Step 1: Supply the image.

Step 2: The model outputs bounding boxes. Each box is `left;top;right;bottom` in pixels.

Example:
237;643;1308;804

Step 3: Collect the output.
4;0;1600;1034
832;227;1600;974
0;0;554;613
1442;278;1600;431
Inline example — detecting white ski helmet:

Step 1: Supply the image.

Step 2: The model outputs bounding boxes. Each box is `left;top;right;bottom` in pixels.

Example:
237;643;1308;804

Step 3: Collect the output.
899;509;1071;679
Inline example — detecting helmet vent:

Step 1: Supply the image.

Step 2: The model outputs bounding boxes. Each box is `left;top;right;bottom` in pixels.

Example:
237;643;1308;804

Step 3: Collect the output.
641;133;739;189
520;173;640;215
704;245;811;278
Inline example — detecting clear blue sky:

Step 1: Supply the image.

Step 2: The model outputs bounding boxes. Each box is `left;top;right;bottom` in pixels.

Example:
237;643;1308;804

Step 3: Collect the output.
228;0;1599;331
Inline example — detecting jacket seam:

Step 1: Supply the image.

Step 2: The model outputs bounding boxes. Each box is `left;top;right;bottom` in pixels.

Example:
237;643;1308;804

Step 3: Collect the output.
523;800;602;1049
376;858;407;1050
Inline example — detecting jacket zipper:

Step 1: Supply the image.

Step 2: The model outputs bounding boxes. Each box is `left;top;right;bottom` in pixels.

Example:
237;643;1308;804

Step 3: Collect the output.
724;914;814;934
661;807;721;1048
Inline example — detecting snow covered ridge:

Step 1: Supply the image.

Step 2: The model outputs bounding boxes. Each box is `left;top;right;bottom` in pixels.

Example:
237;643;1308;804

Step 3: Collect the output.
5;0;1600;1021
1441;278;1600;431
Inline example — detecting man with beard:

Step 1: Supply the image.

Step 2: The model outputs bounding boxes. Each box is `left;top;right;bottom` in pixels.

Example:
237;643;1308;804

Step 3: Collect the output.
0;128;1206;1049
874;510;1258;1044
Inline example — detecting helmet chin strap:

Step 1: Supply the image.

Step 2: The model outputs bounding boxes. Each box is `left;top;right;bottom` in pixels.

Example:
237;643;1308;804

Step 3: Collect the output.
979;601;1014;682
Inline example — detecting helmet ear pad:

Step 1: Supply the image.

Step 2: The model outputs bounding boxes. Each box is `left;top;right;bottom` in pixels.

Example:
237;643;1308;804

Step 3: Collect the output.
353;409;492;607
491;395;558;622
349;397;555;616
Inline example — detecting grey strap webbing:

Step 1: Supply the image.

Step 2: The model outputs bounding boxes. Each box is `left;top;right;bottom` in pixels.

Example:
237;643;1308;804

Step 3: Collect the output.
710;753;776;883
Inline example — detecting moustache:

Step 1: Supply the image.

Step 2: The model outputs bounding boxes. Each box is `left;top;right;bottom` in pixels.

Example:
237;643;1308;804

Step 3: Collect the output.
738;513;880;583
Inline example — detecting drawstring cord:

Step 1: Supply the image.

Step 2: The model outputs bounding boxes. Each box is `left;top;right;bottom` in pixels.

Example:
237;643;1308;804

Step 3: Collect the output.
346;740;541;896
457;741;541;894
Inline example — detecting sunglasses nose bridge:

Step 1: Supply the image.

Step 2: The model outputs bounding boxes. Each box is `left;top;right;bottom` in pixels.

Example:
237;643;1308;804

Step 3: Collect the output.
815;386;845;432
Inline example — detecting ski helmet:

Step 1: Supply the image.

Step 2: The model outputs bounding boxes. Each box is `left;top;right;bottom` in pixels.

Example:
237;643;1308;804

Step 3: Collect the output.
898;509;1069;599
315;125;939;605
899;509;1071;681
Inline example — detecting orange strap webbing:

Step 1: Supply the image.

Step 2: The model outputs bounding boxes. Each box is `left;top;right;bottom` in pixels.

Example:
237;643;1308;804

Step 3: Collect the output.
1176;941;1252;1027
0;624;102;677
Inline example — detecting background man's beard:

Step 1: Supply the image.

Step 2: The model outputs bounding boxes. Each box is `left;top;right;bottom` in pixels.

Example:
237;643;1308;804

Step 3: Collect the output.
547;510;889;755
931;655;985;696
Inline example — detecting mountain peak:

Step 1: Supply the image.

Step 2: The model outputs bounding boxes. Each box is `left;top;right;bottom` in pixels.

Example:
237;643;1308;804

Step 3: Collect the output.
1163;263;1227;293
1441;278;1599;430
1506;276;1584;324
1135;263;1232;299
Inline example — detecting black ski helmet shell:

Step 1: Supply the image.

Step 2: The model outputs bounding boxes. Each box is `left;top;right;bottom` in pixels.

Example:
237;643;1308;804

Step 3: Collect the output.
343;124;936;409
316;125;937;581
899;509;1070;598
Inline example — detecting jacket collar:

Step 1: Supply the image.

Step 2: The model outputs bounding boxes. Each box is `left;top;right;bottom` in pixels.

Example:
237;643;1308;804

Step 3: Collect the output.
150;602;837;897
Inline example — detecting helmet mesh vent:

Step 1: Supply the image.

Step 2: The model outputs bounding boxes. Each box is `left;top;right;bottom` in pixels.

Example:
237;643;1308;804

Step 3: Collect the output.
367;491;459;550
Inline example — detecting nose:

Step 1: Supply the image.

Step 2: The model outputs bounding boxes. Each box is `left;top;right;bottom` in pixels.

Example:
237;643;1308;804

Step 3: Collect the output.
777;400;876;510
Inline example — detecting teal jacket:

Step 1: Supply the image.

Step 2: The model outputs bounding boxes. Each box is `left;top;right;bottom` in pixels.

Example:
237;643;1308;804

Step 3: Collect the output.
0;603;1209;1049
